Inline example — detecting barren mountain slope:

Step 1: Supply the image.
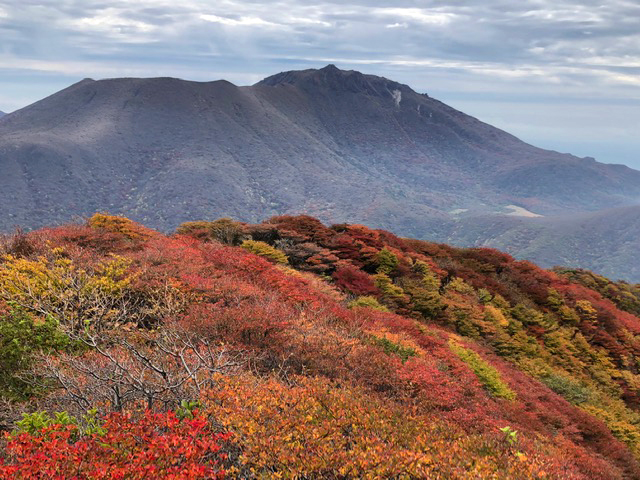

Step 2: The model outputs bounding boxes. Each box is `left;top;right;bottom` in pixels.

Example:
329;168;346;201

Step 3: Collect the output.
1;65;638;234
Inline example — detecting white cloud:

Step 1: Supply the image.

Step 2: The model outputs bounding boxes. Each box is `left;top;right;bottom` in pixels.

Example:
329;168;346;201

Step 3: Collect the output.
386;22;407;29
199;14;277;27
373;7;456;26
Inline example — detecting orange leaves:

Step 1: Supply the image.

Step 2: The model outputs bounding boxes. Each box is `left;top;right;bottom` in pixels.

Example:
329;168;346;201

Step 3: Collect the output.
202;373;561;479
5;214;640;478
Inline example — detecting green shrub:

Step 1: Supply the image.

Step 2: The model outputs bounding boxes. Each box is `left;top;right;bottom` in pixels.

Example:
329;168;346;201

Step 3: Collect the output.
539;372;591;404
176;400;201;420
0;306;72;400
15;409;105;437
448;277;475;295
375;248;398;274
402;279;445;319
369;335;417;363
176;221;215;237
241;240;289;264
15;411;77;436
477;288;493;304
449;338;516;400
374;273;404;298
348;296;389;312
546;288;565;309
208;218;245;245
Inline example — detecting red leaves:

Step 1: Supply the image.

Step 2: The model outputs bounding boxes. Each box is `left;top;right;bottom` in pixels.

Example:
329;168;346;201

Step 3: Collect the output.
332;265;379;296
8;214;640;478
0;411;230;479
266;215;336;244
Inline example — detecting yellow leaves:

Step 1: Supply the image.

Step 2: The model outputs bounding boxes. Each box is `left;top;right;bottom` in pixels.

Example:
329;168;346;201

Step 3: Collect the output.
484;305;509;327
202;374;444;478
88;213;153;240
582;404;640;456
556;305;580;326
0;250;137;331
241;240;289;264
87;256;134;295
447;277;475;295
575;300;598;322
1;253;131;298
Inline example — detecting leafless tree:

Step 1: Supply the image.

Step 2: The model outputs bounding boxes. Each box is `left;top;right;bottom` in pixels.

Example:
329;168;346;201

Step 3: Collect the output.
34;325;244;416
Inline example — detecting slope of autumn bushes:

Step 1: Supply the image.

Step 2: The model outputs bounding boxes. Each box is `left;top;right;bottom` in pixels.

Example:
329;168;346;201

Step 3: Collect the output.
0;213;639;478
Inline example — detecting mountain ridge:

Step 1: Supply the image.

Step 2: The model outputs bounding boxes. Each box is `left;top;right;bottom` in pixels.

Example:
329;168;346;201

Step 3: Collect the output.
0;65;638;280
448;204;640;281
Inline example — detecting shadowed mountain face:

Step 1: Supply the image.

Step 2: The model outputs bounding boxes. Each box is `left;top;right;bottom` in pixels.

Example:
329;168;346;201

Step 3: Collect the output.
0;65;639;278
448;205;640;282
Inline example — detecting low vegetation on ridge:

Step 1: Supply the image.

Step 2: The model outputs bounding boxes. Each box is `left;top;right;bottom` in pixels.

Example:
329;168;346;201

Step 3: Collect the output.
0;213;639;478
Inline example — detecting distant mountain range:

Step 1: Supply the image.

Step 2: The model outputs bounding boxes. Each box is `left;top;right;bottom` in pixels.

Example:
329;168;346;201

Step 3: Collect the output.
0;111;5;118
448;205;640;281
0;65;638;280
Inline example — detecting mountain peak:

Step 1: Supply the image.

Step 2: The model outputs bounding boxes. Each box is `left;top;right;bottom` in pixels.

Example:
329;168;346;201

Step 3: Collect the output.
258;64;408;97
2;64;640;281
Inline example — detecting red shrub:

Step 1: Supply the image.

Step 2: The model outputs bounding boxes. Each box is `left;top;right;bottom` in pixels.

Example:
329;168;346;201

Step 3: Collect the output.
332;265;379;296
0;411;230;479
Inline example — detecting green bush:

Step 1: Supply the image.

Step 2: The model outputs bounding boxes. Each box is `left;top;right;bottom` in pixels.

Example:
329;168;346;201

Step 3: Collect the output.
241;240;289;264
348;296;389;312
401;279;445;319
15;411;77;436
449;339;516;400
374;273;404;298
369;335;417;363
15;409;105;437
0;306;72;400
375;248;398;274
539;372;591;404
208;218;245;245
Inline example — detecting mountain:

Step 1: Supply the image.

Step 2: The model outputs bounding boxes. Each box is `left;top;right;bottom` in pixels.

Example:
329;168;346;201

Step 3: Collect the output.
448;205;640;282
0;111;5;118
2;213;640;478
0;65;638;278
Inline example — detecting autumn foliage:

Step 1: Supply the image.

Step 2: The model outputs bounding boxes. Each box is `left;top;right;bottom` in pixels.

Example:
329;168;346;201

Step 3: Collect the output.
1;213;640;478
0;411;230;479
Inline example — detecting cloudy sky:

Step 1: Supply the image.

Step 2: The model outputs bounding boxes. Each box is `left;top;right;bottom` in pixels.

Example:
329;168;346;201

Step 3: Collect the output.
1;0;638;167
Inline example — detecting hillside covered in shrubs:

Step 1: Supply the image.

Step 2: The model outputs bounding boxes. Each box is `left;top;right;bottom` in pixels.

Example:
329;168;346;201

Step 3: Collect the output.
1;213;640;478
